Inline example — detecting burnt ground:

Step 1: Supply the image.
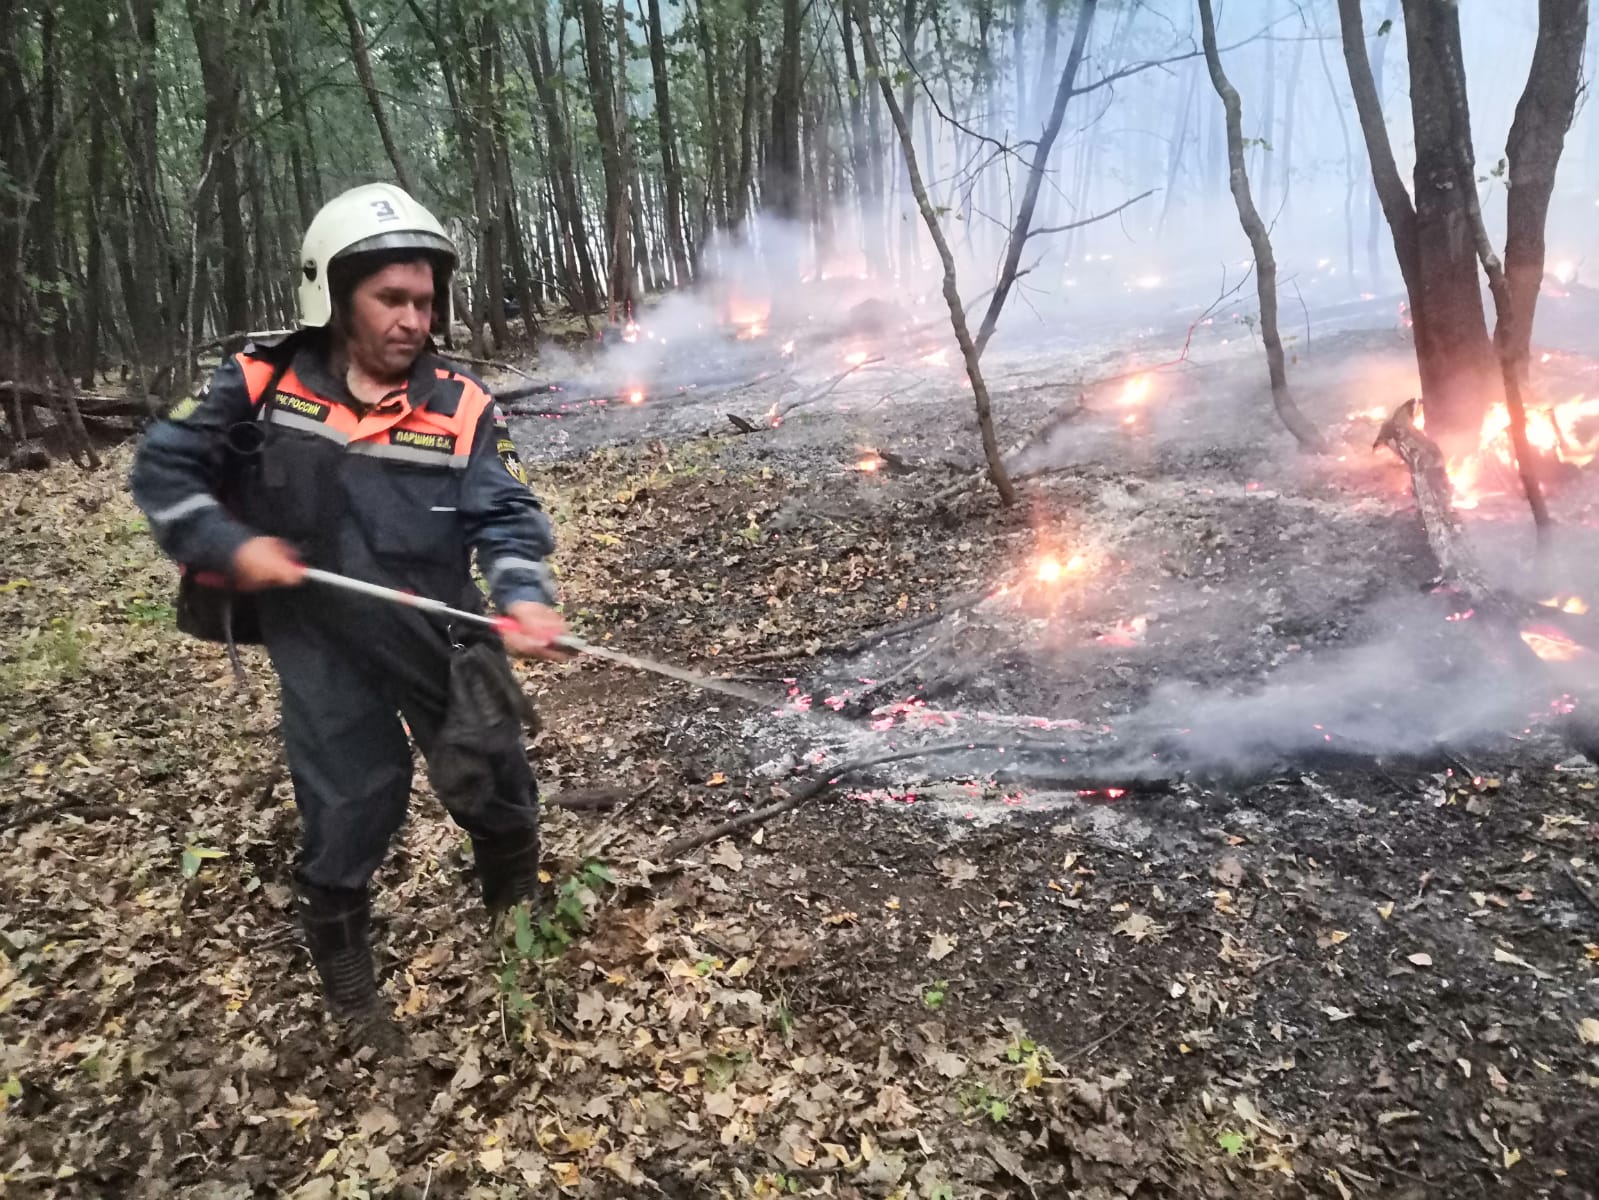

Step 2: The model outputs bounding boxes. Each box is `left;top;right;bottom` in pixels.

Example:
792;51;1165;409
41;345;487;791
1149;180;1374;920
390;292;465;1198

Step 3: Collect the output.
4;297;1599;1198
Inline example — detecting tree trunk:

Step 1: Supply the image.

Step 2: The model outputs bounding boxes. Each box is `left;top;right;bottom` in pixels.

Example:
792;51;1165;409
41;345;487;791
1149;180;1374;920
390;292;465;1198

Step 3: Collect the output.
766;0;804;221
972;1;1097;357
1397;0;1496;438
840;11;881;272
1277;28;1305;218
1199;0;1326;454
337;0;417;195
581;0;627;306
1500;0;1588;381
845;0;1014;506
519;6;601;311
644;0;691;282
270;0;318;228
690;0;727;237
734;0;761;228
1365;0;1399;284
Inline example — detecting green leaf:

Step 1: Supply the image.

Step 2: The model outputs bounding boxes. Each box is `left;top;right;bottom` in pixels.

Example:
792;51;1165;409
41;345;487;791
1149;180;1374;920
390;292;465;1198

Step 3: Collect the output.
986;1098;1009;1123
2;1074;20;1102
1217;1130;1248;1155
181;848;201;878
923;985;946;1009
513;905;535;955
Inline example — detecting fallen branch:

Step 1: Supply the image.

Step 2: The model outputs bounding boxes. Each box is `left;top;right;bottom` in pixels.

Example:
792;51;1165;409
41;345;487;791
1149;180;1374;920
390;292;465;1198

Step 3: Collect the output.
769;355;884;423
1373;400;1498;600
448;354;540;383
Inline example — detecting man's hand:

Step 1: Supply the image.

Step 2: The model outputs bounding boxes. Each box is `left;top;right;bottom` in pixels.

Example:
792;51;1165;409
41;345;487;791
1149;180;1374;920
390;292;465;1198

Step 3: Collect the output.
503;601;571;661
231;537;307;591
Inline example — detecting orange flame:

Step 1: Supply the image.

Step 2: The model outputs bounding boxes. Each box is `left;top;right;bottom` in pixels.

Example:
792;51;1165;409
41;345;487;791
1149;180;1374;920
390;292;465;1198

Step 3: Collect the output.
1439;393;1599;509
1037;556;1062;583
845;350;870;366
627;389;644;405
1119;375;1152;406
1521;626;1585;662
1540;595;1590;615
854;456;881;473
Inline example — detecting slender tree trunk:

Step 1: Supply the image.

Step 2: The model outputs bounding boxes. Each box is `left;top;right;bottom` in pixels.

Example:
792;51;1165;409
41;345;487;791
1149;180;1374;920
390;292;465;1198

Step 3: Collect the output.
337;0;417;195
81;82;108;388
972;1;1097;357
644;0;691;281
690;0;727;237
270;0;317;228
1277;30;1305;218
1500;0;1588;381
1199;0;1326;453
1365;0;1399;284
581;0;629;304
519;8;601;311
734;0;761;228
846;0;1015;506
840;11;880;271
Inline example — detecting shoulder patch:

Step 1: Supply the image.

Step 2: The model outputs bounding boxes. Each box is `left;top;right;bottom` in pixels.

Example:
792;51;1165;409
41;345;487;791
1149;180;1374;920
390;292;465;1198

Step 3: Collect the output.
167;395;201;423
498;435;530;486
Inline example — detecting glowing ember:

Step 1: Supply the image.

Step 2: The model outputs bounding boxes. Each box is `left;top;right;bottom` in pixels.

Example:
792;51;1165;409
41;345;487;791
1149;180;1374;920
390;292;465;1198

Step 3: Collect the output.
1119;375;1152;406
621;321;640;344
1539;595;1589;615
845;350;870;366
627;389;644;405
1037;556;1062;583
1098;616;1149;647
855;456;881;473
1521;626;1585;662
736;321;767;340
1551;260;1577;285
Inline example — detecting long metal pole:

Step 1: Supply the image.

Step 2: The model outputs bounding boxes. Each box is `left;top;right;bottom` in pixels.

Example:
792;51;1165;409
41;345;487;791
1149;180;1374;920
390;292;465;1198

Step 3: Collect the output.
301;567;775;706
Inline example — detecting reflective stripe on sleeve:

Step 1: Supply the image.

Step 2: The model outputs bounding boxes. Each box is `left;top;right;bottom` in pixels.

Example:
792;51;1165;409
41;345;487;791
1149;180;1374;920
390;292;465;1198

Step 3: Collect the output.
486;555;553;589
150;493;219;525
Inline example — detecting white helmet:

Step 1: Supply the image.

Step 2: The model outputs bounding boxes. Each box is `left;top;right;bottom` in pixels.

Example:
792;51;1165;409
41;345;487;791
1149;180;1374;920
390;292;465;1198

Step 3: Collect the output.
297;183;458;327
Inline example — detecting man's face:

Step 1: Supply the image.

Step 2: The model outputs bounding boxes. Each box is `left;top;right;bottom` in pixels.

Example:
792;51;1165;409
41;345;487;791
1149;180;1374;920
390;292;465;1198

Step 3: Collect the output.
345;259;435;379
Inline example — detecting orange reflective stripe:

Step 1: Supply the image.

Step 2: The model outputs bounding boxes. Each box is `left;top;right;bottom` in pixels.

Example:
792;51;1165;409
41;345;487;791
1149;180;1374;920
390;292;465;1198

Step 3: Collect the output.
236;354;279;406
445;372;495;461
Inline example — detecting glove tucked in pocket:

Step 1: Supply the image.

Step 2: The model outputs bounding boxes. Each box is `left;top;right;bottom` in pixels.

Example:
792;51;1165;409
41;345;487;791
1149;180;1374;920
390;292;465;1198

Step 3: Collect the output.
428;642;539;819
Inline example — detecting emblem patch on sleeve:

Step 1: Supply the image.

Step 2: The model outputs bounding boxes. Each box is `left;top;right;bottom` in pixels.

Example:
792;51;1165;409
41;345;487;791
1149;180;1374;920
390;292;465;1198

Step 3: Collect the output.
497;436;530;486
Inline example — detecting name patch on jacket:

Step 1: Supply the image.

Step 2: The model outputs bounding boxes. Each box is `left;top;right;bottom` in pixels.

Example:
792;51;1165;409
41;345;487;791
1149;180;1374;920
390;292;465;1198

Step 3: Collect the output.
273;392;330;421
392;428;457;453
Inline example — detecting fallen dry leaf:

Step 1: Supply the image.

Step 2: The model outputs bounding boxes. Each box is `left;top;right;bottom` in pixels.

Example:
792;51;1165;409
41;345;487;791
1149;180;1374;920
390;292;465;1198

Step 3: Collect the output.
1114;911;1158;942
1408;952;1434;967
707;840;744;872
927;932;957;961
1580;1017;1599;1045
935;855;979;883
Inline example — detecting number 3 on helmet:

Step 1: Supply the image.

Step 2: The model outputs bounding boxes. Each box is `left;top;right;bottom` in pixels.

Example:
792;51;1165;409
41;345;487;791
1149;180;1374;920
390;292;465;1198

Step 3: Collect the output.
297;182;459;329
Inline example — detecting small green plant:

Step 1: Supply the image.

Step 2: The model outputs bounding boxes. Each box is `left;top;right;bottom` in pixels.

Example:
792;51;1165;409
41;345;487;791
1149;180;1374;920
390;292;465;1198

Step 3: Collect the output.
958;1083;1011;1125
923;981;948;1010
1216;1129;1249;1156
124;599;175;625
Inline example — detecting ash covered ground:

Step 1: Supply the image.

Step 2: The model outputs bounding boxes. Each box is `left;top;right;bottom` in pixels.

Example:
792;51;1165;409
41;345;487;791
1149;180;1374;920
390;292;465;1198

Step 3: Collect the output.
481;274;1599;1194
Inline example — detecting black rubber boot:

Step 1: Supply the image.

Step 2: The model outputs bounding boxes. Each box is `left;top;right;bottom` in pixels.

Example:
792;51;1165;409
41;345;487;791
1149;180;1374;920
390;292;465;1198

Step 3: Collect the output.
296;882;407;1060
471;828;542;913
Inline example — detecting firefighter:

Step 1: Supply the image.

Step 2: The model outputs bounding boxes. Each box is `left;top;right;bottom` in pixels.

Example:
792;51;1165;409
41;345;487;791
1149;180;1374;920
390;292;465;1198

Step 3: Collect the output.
131;183;565;1057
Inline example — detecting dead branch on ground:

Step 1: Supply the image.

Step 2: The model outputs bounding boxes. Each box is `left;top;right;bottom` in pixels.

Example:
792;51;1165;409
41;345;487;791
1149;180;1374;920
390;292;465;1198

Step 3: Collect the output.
768;355;883;424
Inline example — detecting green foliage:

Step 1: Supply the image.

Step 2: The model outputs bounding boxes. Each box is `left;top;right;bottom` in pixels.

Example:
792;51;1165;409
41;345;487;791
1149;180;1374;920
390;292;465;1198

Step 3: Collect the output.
0;618;91;699
1216;1129;1249;1156
923;981;948;1009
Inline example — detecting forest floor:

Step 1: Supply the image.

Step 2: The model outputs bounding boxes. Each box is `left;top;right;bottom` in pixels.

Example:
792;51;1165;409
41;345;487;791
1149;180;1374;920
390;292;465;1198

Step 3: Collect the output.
4;298;1599;1199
